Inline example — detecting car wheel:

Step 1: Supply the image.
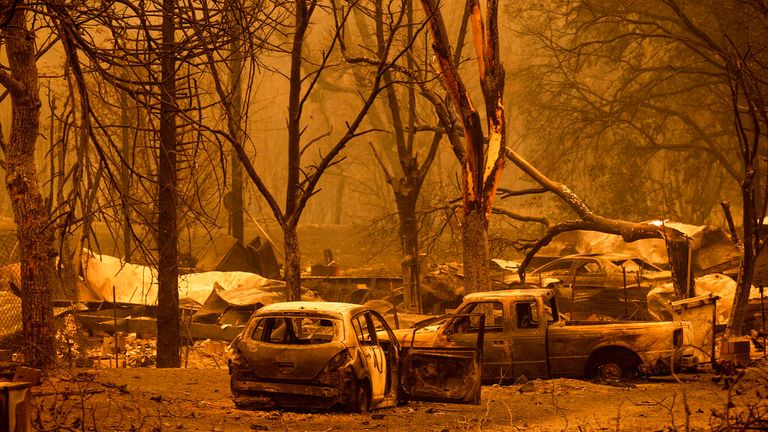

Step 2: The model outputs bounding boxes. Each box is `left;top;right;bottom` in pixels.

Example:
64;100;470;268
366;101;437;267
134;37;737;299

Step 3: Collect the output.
230;375;245;409
233;398;248;410
230;373;237;394
396;386;408;407
350;382;370;413
597;361;625;380
592;355;636;381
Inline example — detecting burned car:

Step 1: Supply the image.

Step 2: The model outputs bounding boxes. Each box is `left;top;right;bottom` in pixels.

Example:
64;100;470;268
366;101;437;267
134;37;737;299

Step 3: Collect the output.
228;302;482;412
384;289;696;382
510;253;672;320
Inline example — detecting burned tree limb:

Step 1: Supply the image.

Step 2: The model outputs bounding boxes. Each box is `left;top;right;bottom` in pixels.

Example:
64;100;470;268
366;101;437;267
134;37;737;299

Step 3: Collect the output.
490;207;550;227
497;187;548;198
506;148;692;296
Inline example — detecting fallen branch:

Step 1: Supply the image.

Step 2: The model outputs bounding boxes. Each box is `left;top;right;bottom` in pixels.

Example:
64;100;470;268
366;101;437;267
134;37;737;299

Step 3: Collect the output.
505;148;690;294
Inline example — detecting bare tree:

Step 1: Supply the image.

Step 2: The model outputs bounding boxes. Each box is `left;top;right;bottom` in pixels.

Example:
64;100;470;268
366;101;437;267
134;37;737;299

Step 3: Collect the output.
0;0;56;367
226;1;245;244
419;0;506;293
216;0;420;300
338;0;456;311
45;0;248;365
156;0;181;368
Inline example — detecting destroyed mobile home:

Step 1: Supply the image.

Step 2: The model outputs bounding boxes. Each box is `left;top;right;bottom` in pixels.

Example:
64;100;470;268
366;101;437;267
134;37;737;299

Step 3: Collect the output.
228;302;482;412
382;289;697;382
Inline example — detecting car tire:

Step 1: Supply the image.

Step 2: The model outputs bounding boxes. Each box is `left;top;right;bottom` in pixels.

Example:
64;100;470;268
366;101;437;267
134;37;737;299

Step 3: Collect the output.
230;375;245;409
350;382;370;413
592;354;637;381
395;384;408;407
233;399;248;410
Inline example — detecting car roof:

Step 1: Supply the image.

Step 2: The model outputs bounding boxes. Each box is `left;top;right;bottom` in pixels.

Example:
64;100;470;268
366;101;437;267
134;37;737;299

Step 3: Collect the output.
256;301;368;316
464;288;555;301
551;253;638;260
535;253;655;269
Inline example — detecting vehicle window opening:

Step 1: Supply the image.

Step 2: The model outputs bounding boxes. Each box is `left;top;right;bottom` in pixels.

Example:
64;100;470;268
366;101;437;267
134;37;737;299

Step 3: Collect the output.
575;261;602;274
352;315;376;345
256;316;338;344
538;260;573;275
250;318;267;340
451;302;503;333
546;297;559;322
515;302;539;329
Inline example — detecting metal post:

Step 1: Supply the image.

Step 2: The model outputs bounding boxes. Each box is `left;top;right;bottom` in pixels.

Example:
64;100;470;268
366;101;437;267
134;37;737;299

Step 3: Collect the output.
712;296;718;368
761;285;766;355
389;282;400;329
622;267;628;319
183;309;191;368
686;238;693;298
112;285;119;368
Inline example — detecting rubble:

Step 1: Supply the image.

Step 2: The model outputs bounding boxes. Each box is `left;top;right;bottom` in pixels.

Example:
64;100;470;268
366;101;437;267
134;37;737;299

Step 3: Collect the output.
647;273;763;324
537;223;740;273
195;233;281;280
82;250;291;306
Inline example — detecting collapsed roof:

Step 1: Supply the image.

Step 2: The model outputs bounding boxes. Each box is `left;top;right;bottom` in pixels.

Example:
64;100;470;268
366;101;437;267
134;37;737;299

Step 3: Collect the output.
537;222;740;273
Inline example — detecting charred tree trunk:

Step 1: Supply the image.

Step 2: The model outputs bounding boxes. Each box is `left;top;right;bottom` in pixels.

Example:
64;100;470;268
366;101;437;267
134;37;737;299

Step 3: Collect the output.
281;0;310;300
731;170;758;336
395;190;421;311
0;3;56;367
462;210;490;296
228;3;245;244
283;223;301;301
156;0;181;368
120;91;133;262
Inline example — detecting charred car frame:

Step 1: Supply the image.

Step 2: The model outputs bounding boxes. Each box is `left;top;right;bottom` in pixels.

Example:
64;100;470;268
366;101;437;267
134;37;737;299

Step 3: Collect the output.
228;302;483;412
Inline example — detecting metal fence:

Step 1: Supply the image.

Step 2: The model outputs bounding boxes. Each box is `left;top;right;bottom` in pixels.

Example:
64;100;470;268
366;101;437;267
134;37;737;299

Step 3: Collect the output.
0;233;20;349
555;285;655;321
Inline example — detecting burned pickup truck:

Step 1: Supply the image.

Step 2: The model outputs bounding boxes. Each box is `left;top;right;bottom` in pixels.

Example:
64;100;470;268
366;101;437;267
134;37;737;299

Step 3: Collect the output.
228;302;484;412
386;288;696;381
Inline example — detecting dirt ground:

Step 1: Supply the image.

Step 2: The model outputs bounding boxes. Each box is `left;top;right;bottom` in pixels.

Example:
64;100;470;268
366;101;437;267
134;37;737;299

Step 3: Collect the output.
28;358;767;432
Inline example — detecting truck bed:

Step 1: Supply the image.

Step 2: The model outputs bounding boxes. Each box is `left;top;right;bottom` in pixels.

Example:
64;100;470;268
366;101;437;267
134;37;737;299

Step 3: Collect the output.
546;320;685;377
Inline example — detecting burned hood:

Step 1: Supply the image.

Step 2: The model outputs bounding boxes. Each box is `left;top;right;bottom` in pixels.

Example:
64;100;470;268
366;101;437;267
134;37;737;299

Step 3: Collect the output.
237;340;347;381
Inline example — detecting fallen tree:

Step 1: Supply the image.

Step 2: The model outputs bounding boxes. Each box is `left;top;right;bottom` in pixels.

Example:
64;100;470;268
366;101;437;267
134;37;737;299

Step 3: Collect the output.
506;149;694;299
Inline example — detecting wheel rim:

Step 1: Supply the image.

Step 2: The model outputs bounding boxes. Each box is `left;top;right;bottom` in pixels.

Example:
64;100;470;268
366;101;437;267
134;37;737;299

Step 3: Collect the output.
599;363;623;380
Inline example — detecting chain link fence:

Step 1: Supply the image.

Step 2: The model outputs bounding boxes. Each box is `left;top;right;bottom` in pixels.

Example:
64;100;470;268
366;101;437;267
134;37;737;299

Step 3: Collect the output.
0;233;21;349
555;285;655;321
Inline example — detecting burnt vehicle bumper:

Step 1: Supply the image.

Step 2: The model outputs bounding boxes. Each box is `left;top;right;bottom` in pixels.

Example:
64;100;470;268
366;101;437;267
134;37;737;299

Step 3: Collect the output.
231;370;355;410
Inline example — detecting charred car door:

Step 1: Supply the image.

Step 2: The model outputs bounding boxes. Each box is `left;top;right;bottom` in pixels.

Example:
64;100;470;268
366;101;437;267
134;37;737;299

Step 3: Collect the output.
439;301;510;381
510;299;548;379
399;314;484;404
351;313;389;402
